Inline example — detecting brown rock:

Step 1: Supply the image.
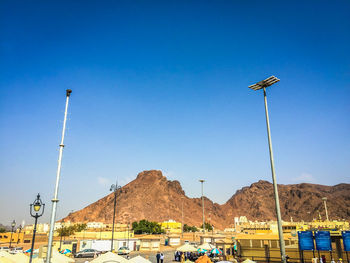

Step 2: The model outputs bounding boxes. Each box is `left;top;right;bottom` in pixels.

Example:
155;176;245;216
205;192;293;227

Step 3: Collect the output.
63;170;350;229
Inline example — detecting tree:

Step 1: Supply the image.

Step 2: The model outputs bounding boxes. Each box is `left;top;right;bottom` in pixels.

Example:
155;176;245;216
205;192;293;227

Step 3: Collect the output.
183;224;198;232
0;227;6;233
200;222;213;231
57;226;75;237
132;220;164;234
73;223;87;232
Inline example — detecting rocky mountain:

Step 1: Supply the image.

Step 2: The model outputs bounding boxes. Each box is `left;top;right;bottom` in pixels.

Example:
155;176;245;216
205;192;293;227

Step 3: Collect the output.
222;180;350;222
63;170;350;229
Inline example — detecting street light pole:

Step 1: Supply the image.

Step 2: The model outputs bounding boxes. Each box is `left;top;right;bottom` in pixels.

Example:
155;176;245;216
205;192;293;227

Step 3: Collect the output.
59;219;65;251
127;221;130;249
17;225;22;244
46;89;72;263
110;181;121;252
199;180;205;233
9;220;16;248
181;197;184;238
249;76;287;263
322;197;329;221
29;193;45;263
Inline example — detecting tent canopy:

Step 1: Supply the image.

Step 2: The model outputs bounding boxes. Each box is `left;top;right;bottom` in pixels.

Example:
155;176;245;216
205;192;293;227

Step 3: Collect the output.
129;255;151;263
198;243;215;250
177;243;198;252
91;252;129;263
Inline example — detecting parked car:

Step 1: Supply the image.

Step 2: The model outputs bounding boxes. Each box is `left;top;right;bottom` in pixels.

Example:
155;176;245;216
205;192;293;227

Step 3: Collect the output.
117;247;130;255
74;249;102;258
9;247;23;254
0;247;10;252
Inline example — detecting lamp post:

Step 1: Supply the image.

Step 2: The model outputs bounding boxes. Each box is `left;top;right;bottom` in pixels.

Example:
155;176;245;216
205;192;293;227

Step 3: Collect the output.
322;197;329;221
127;221;130;249
248;76;286;263
17;225;22;244
59;219;65;251
110;181;121;252
47;89;72;263
181;197;184;238
9;220;16;248
199;180;205;234
29;193;45;263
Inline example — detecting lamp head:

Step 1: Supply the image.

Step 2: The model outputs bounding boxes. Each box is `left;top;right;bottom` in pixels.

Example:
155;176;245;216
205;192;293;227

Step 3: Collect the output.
248;76;280;91
30;193;45;217
11;220;16;228
66;89;72;97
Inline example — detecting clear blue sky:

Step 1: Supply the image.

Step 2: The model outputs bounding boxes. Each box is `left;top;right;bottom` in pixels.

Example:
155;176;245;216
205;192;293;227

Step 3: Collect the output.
1;0;349;226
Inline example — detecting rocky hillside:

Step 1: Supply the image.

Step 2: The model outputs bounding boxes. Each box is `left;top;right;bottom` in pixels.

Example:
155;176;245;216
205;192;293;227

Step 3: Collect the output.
222;180;350;222
63;170;350;229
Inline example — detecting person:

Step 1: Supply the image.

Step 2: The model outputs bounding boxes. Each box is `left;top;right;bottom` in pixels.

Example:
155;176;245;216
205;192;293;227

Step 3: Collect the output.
322;255;327;263
160;252;164;263
156;251;161;263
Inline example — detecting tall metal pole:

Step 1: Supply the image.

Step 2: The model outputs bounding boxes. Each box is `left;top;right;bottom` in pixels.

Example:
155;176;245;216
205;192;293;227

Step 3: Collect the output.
46;89;72;263
111;187;117;252
29;217;38;263
322;197;329;221
199;180;205;233
110;181;120;252
127;222;130;249
9;224;15;248
263;88;286;263
181;197;184;238
59;220;64;251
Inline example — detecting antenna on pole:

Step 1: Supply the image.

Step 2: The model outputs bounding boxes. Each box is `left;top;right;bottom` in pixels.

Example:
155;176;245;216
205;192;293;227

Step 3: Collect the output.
46;89;72;263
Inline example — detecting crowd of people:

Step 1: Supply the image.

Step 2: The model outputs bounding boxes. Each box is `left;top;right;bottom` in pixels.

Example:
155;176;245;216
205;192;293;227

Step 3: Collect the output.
174;251;222;262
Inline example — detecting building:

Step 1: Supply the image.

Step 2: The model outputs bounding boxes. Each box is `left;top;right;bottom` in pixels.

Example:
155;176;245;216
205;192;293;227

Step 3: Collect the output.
139;236;161;251
167;234;181;246
161;220;182;234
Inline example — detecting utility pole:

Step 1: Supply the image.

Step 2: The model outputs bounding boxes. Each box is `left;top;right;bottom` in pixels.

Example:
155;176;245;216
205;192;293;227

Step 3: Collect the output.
322;197;329;221
199;180;205;233
181;197;184;238
110;181;121;252
46;90;72;263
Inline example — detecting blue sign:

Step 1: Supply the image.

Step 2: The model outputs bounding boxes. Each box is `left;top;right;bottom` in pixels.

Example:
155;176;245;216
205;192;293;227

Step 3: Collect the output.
298;231;314;251
342;231;350;252
315;231;332;251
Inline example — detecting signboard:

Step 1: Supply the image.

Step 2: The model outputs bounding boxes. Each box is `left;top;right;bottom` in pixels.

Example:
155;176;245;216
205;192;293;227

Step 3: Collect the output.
298;231;314;251
342;231;350;252
315;231;332;251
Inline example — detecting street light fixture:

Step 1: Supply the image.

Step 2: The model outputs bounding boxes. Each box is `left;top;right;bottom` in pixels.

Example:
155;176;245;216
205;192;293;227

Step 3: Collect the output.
248;76;287;263
110;181;121;252
322;197;329;221
9;220;16;248
199;180;205;234
29;193;45;263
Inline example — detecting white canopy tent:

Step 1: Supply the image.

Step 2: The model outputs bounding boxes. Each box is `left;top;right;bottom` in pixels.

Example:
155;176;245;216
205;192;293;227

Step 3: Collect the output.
177;243;198;252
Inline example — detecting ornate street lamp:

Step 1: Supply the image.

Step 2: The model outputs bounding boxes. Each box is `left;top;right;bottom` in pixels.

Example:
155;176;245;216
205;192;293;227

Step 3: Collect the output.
9;220;16;248
29;193;45;263
17;225;22;244
110;181;121;252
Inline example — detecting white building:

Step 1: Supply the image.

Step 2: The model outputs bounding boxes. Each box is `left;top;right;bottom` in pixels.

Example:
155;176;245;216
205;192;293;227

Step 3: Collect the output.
87;222;105;229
